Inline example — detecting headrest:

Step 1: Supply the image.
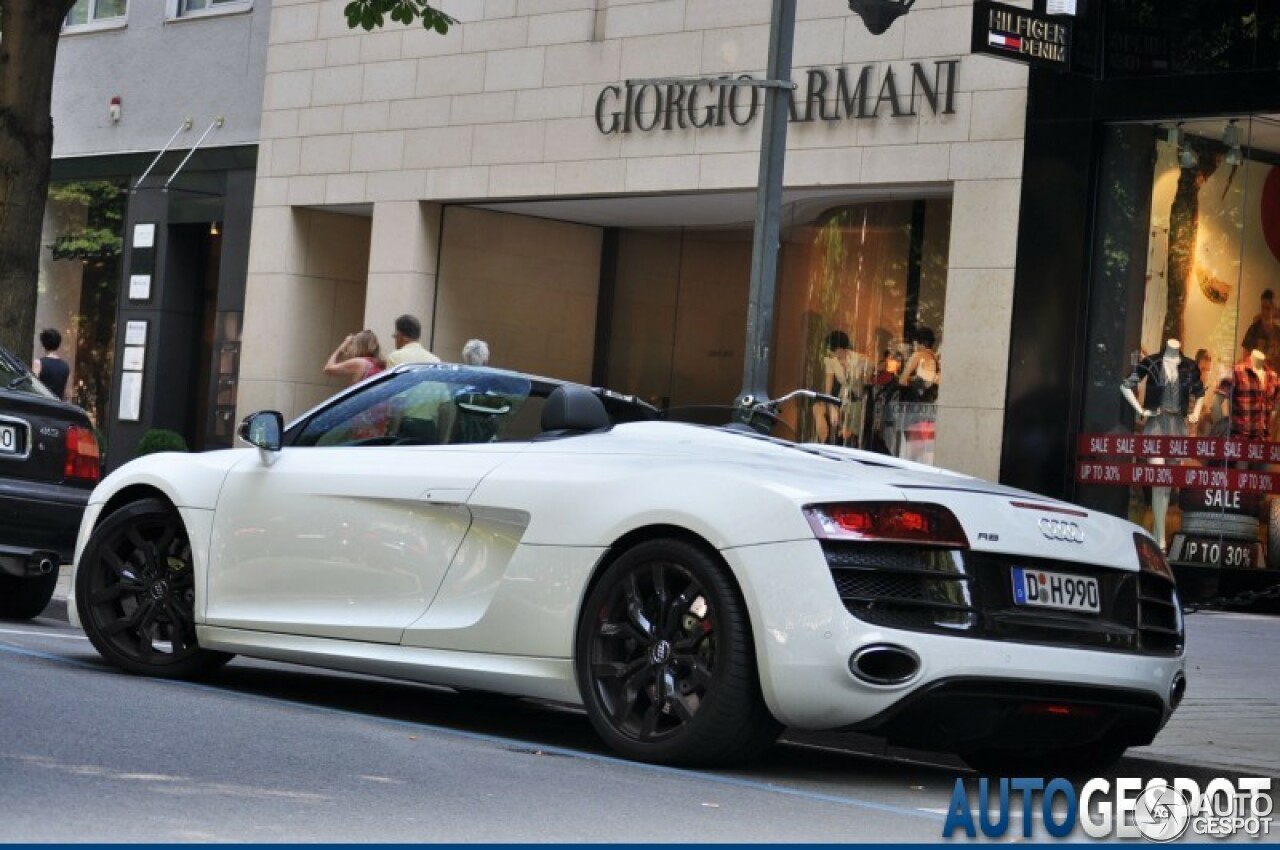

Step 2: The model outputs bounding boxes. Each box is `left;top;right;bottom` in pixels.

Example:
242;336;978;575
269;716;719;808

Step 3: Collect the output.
541;385;610;434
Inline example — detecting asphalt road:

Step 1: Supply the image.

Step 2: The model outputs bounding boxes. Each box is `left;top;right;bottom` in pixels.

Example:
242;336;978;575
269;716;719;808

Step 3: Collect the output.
0;613;969;843
0;611;1261;843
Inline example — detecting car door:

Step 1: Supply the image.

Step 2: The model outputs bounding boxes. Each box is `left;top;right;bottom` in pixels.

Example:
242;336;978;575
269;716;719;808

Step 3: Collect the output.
205;366;530;643
207;445;516;643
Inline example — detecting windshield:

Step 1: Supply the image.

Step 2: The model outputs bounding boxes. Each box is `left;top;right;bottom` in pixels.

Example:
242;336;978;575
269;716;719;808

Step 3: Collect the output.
291;366;539;447
0;344;56;400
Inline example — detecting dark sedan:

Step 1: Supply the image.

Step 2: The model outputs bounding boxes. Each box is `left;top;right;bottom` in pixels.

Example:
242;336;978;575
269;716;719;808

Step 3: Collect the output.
0;344;99;619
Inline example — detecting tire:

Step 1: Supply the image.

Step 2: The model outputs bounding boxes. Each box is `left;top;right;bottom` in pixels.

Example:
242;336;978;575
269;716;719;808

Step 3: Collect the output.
0;571;59;620
1178;511;1258;540
1268;498;1280;571
961;743;1126;777
76;498;232;678
575;538;781;766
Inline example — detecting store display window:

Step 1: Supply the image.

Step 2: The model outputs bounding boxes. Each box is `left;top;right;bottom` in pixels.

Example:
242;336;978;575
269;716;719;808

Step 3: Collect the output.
1077;117;1280;579
604;197;951;456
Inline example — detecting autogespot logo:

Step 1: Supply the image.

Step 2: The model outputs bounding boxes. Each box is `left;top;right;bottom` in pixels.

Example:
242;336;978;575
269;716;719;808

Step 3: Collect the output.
942;776;1273;841
1038;517;1085;543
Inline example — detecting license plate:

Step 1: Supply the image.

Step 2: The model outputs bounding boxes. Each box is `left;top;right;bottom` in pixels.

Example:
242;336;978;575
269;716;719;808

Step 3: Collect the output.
1169;534;1256;569
0;422;19;456
1011;567;1101;613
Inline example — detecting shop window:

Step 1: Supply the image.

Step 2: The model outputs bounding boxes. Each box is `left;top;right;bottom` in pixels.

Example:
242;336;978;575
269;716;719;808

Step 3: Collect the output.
603;197;951;458
1078;117;1280;578
39;179;127;442
780;200;951;460
64;0;127;29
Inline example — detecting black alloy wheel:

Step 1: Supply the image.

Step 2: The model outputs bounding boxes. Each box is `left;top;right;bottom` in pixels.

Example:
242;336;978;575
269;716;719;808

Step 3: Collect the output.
76;498;231;678
575;538;780;766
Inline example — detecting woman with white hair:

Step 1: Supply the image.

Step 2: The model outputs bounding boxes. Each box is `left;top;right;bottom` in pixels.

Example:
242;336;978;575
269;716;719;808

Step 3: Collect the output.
462;338;490;366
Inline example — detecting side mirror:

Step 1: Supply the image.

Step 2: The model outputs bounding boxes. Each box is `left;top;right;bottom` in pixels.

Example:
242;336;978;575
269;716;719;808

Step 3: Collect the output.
237;411;284;452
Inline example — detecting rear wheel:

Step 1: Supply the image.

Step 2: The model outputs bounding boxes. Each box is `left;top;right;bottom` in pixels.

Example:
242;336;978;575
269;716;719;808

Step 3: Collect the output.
76;498;231;678
575;538;780;766
0;571;59;620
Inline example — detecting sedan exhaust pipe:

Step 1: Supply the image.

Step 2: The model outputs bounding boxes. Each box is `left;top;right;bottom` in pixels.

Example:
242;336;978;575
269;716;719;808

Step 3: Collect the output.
849;643;920;686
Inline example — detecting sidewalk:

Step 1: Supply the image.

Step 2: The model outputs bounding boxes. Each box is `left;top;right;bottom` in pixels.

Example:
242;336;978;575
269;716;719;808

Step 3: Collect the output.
1127;610;1280;778
45;567;1280;778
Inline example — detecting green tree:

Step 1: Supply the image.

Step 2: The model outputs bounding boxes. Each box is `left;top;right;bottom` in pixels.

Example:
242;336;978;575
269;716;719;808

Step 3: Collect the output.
343;0;457;33
0;0;80;357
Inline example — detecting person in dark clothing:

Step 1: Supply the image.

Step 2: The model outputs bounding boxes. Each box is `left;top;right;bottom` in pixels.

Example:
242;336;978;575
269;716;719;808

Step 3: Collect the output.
32;328;70;400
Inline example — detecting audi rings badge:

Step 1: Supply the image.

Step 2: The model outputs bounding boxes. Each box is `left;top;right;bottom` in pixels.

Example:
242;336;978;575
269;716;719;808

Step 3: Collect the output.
1039;518;1085;543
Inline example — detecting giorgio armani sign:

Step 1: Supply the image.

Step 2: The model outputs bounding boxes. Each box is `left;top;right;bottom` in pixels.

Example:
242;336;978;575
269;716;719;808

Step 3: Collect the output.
594;60;960;135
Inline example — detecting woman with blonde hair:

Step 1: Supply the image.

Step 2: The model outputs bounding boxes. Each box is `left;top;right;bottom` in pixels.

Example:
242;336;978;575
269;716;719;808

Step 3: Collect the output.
324;329;384;385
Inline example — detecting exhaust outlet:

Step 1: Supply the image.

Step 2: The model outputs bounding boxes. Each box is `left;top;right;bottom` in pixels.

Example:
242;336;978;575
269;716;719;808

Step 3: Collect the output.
27;556;57;577
1170;672;1187;710
849;643;920;686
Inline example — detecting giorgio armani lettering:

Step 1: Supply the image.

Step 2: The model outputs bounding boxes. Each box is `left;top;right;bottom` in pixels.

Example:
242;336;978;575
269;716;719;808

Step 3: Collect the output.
594;60;959;135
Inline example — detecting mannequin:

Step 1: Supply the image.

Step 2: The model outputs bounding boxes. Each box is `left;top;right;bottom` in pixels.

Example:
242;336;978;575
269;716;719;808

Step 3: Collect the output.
1120;339;1205;549
1211;348;1280;439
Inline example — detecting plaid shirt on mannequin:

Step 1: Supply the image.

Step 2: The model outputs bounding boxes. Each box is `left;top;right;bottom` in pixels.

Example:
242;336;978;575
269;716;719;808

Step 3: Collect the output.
1217;362;1280;439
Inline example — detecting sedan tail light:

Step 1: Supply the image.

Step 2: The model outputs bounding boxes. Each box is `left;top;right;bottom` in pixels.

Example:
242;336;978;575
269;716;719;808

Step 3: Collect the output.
804;502;969;548
65;425;101;483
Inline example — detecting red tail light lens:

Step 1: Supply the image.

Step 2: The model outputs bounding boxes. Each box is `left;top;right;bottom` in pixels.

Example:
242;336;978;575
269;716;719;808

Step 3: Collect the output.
65;425;101;483
805;502;969;548
1134;532;1173;581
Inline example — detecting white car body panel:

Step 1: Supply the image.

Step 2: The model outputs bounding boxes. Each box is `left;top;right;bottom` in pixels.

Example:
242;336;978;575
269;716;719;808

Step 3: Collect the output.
205;446;520;643
70;373;1184;756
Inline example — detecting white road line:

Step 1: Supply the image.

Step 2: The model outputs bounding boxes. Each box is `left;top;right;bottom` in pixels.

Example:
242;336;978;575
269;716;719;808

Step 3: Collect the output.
0;627;88;640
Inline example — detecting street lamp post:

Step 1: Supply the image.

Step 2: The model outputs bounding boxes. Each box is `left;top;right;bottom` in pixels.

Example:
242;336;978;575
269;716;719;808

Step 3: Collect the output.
738;0;916;406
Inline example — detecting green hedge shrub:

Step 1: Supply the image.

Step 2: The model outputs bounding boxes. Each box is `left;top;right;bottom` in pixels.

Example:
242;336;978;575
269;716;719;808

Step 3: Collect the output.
136;428;188;456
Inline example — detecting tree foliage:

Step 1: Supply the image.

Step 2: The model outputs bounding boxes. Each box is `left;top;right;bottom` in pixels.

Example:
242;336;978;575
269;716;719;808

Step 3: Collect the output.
47;180;125;261
344;0;457;33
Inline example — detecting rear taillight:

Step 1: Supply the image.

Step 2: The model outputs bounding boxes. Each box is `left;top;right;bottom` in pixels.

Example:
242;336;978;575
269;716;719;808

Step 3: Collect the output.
1134;532;1173;581
65;425;101;483
804;502;969;548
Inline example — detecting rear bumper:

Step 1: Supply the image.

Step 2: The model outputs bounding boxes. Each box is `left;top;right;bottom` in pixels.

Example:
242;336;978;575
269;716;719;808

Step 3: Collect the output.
0;480;90;566
847;677;1169;752
725;540;1184;744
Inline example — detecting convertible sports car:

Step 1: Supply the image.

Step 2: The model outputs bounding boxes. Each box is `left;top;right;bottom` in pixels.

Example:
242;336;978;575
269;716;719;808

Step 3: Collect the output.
70;364;1186;771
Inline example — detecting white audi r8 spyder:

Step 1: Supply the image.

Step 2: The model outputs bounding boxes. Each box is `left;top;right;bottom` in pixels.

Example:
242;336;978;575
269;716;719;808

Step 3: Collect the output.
69;364;1186;771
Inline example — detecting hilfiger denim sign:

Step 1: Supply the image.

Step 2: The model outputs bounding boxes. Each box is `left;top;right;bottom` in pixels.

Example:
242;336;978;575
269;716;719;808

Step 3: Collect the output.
972;0;1072;70
593;60;960;136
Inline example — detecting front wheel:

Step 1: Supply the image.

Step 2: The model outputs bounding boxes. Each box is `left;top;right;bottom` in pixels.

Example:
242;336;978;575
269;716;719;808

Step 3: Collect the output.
575;538;780;766
76;498;232;678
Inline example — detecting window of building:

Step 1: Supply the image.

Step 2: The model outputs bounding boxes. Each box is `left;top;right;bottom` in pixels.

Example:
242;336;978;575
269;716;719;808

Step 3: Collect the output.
1078;116;1280;575
175;0;251;18
64;0;127;29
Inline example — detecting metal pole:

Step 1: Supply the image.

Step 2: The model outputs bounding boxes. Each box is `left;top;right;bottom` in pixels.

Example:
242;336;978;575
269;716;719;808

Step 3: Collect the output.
133;118;192;191
738;0;797;405
166;117;225;190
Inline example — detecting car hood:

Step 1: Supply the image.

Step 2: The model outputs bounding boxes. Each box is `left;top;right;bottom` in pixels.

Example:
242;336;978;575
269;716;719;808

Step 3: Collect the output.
603;423;1143;571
